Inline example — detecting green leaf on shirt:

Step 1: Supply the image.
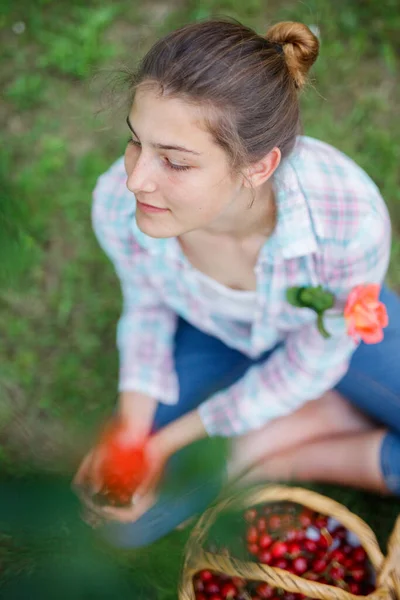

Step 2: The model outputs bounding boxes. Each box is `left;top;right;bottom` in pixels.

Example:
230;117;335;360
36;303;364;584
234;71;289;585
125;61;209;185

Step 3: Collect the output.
286;285;336;339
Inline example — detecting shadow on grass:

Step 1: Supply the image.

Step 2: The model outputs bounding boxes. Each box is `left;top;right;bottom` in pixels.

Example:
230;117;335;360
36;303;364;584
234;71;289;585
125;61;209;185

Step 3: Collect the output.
0;472;192;600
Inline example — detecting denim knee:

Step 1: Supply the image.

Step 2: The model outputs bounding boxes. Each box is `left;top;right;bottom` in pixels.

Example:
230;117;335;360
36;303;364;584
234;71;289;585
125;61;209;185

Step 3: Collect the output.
100;508;172;549
99;477;222;549
380;431;400;495
98;455;226;549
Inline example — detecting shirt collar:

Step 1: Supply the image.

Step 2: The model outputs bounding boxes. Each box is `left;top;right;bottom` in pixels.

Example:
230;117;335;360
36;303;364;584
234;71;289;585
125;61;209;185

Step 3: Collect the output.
130;147;318;264
259;151;319;263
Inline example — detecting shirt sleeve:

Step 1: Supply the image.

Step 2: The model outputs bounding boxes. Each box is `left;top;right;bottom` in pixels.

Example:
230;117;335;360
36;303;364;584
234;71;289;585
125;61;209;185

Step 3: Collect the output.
198;211;392;436
92;160;179;404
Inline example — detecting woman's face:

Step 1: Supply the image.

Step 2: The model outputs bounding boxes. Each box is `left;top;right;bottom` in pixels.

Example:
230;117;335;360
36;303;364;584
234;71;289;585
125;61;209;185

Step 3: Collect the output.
124;84;244;239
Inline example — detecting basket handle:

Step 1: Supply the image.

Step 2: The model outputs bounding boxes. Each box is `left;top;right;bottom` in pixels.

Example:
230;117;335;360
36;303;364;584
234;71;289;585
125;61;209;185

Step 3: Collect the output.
378;515;400;599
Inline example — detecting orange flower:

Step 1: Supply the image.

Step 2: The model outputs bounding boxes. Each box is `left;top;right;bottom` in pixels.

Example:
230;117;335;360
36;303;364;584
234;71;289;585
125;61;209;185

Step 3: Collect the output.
344;284;388;344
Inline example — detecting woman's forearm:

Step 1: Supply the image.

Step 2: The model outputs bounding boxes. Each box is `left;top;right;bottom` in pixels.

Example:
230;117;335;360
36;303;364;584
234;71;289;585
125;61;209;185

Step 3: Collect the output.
155;409;208;455
117;390;158;440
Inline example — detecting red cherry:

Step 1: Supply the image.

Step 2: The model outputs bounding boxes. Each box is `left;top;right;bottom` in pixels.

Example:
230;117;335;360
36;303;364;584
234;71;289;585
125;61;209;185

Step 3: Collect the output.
293;556;308;575
312;558;327;574
221;582;238;598
332;526;347;541
303;539;318;553
196;594;207;600
247;526;259;544
352;546;367;563
205;581;221;595
258;549;273;564
268;515;282;531
232;577;246;589
350;567;366;582
288;542;302;557
285;594;297;600
294;529;306;542
248;543;260;555
299;510;313;528
259;533;273;549
199;570;214;582
314;515;328;530
304;572;319;581
194;579;205;592
209;596;223;600
245;509;258;522
342;544;353;555
316;534;329;549
271;541;288;559
330;565;345;581
274;558;289;570
256;583;275;598
348;582;362;595
258;517;268;532
285;529;299;542
330;549;346;564
344;557;354;569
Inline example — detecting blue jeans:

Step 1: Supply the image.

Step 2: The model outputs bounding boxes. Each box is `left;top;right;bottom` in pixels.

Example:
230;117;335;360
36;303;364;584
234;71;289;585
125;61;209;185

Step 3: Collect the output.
101;286;400;548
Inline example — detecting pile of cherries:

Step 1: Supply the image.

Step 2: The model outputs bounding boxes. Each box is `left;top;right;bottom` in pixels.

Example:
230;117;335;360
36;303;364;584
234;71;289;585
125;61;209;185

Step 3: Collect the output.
192;502;375;600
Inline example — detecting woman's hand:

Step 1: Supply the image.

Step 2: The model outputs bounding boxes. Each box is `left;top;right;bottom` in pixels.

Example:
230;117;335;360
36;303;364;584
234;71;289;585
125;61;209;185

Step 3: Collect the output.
81;432;169;523
74;408;208;525
72;391;157;508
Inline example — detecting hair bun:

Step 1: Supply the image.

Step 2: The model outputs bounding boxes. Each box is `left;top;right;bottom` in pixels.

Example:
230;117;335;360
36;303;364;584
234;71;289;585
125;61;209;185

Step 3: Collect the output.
266;21;319;90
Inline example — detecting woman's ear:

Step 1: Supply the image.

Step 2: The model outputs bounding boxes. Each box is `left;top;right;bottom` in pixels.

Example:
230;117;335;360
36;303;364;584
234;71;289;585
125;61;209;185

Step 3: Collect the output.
242;147;281;189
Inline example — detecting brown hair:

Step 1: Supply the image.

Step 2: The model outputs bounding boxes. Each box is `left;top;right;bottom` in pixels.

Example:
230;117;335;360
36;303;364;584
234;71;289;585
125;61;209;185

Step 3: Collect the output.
128;18;319;171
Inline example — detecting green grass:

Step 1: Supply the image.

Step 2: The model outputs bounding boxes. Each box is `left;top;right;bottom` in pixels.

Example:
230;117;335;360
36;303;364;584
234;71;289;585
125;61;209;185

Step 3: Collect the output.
0;0;399;597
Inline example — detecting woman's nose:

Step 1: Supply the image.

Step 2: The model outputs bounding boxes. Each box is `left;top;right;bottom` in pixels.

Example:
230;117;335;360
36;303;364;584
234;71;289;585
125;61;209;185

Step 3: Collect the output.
126;154;157;194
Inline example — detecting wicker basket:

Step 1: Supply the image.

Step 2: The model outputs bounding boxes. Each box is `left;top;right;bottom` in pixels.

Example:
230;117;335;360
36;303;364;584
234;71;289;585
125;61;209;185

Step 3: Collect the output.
179;485;400;600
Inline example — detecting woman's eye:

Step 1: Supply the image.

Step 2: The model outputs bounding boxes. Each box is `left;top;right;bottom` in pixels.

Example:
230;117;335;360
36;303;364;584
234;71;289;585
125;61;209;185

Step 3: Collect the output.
127;138;141;148
126;139;191;172
164;158;191;172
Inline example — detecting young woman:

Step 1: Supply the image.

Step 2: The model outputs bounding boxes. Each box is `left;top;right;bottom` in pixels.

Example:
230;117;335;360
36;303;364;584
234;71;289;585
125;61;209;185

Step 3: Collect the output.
74;19;399;548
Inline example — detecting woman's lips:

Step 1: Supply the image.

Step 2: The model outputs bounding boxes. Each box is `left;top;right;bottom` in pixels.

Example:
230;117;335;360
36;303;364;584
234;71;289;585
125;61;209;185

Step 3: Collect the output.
137;200;169;214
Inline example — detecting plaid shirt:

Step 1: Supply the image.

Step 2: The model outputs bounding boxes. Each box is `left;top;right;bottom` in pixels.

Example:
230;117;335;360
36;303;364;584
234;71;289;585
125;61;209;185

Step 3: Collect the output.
92;136;391;436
